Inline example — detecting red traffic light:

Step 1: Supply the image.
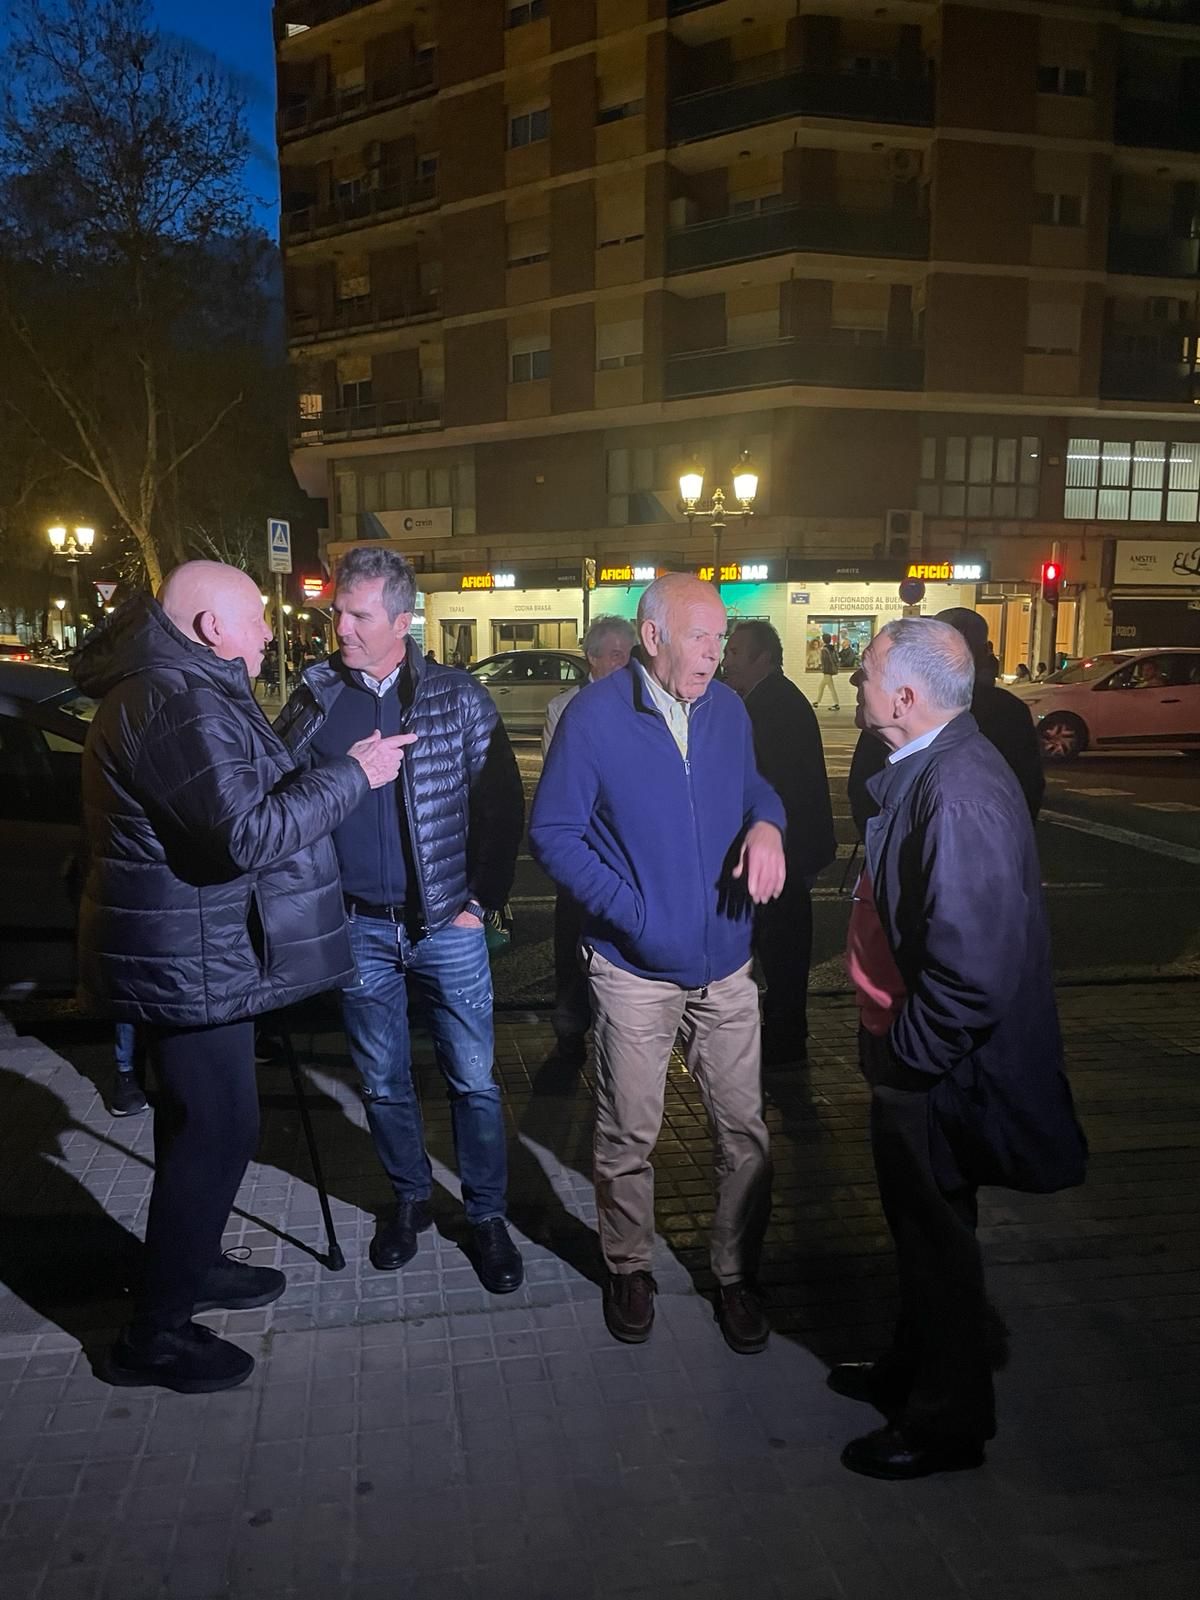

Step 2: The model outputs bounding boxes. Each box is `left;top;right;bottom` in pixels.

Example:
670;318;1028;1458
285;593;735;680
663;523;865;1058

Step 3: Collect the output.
1040;560;1062;603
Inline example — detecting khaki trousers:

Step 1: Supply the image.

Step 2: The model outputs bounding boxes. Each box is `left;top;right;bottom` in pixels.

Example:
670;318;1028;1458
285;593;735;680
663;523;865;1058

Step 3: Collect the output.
587;951;771;1284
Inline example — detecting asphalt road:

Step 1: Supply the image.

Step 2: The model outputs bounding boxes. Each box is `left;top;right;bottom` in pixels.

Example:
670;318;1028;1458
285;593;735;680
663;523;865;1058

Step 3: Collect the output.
495;707;1200;1007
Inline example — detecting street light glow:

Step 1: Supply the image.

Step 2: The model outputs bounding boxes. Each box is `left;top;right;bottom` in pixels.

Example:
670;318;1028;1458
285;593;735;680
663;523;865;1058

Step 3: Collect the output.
679;465;704;507
48;525;67;550
76;526;95;549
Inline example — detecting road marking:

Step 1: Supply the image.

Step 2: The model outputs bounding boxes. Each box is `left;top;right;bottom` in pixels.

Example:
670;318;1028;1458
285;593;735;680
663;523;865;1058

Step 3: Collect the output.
1062;786;1134;797
1135;801;1200;814
1041;808;1200;866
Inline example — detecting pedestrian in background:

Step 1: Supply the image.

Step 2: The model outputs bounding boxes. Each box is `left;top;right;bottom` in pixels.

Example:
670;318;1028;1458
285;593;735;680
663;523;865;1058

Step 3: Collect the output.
848;608;1044;837
277;547;526;1295
531;574;786;1354
813;633;841;710
541;614;636;1064
74;562;409;1393
835;618;1086;1479
721;620;836;1066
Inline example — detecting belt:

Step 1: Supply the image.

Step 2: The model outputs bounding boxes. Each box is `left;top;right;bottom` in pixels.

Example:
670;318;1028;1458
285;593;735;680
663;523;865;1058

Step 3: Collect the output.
344;895;406;923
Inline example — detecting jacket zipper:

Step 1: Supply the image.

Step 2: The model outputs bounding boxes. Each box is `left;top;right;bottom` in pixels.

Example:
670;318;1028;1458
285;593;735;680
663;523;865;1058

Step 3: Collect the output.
683;699;712;993
399;677;429;934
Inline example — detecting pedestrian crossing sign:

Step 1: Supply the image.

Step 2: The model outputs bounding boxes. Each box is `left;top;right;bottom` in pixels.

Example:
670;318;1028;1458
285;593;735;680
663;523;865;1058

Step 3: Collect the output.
268;518;292;574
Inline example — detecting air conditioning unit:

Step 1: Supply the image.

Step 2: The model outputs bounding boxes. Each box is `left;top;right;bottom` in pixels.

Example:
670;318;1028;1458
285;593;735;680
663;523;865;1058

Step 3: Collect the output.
885;508;923;559
890;149;920;180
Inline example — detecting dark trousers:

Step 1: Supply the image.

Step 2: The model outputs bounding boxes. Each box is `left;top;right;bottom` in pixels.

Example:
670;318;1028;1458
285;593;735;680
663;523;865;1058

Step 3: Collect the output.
754;876;814;1054
551;889;590;1042
135;1019;259;1335
861;1030;997;1442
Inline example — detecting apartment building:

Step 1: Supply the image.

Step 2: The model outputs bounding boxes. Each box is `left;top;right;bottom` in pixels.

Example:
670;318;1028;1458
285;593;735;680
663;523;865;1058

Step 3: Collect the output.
275;0;1200;678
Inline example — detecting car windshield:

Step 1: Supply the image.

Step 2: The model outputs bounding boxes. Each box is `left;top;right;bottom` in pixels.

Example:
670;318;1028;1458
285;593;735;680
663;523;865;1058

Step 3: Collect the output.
1042;657;1122;686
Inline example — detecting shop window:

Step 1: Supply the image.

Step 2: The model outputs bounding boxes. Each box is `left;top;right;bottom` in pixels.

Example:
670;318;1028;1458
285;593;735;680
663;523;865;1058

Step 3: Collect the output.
1065;437;1200;521
919;435;1040;518
806;617;873;673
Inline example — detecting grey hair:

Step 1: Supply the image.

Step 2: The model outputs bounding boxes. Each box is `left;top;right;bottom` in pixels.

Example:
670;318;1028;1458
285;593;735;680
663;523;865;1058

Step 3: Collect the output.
637;577;673;642
583;614;636;660
876;618;974;712
336;546;417;622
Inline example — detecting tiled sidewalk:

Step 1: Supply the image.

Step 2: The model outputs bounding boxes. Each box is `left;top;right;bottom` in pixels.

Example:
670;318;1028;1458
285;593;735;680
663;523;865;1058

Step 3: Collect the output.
0;985;1198;1600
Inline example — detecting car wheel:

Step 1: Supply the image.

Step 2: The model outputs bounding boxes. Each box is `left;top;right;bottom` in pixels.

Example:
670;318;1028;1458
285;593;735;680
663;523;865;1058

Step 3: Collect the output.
1039;712;1087;761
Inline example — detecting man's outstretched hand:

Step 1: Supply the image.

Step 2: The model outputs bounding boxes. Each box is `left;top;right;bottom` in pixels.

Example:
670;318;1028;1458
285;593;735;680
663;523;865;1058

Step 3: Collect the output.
348;730;418;788
732;821;786;904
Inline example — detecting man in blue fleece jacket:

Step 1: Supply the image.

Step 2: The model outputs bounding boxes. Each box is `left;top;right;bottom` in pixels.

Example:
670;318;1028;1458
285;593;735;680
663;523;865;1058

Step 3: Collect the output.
530;574;787;1353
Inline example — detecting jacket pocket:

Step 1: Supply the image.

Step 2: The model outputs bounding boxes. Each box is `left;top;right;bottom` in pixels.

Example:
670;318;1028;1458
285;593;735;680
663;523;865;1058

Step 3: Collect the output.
246;886;270;975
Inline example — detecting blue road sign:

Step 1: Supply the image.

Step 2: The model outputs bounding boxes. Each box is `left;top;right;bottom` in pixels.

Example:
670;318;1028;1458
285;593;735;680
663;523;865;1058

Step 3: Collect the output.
268;518;292;574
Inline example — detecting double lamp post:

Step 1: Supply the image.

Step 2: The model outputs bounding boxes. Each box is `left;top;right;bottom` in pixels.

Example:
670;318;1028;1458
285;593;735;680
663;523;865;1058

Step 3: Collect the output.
678;451;759;590
47;523;95;646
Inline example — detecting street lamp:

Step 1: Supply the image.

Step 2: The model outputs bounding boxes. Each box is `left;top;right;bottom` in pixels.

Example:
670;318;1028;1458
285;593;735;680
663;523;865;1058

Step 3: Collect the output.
678;451;759;591
47;523;96;643
52;597;67;648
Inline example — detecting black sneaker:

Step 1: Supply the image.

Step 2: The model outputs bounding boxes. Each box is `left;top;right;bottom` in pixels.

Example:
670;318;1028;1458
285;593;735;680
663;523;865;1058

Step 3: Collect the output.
105;1322;254;1394
471;1217;524;1294
194;1258;286;1313
109;1075;149;1117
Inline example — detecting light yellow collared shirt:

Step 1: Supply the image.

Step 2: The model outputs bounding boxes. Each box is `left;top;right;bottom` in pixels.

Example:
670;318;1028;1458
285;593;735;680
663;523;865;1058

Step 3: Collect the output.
636;659;691;761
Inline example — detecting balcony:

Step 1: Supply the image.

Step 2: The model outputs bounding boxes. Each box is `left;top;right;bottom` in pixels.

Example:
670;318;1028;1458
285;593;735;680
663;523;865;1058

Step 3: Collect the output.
289;295;441;345
670;67;934;144
665;337;924;398
1118;0;1200;19
1108;229;1200;277
293;398;441;447
282;174;438;245
1100;349;1200;403
1115;98;1200;154
275;1;380;41
279;63;436;141
667;200;928;273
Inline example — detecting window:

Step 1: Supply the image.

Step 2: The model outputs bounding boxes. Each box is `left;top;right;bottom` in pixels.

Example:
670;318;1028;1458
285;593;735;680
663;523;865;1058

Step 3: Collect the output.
509;107;550;148
729;192;785;217
1065;437;1200;521
507;215;550;268
596;182;644;248
337;355;372;410
919;435;1041;518
506;0;547;26
841;54;897;80
299;392;323;421
1037;64;1091;96
727;309;779;348
597;98;644;125
417;151;439;184
596;318;643;370
340;378;372;408
1034;192;1084;227
337;256;370;301
335;173;368;208
1026;297;1081;355
511;342;551;383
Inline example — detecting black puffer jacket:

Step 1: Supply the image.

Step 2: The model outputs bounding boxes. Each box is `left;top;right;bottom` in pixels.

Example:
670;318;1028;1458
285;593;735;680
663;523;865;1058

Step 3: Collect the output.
276;649;524;933
72;595;368;1026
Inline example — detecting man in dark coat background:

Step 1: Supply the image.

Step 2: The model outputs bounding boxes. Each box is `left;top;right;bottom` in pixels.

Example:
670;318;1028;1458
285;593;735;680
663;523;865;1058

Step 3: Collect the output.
835;617;1086;1480
74;562;411;1394
847;606;1044;837
722;620;836;1065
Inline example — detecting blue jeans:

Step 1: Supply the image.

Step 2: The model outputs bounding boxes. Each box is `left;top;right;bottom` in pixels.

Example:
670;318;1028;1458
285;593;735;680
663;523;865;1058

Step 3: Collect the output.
341;914;507;1224
114;1022;138;1074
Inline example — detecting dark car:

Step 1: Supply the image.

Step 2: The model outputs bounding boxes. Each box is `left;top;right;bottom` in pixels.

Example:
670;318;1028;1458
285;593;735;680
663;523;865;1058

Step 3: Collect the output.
0;662;98;998
467;650;588;736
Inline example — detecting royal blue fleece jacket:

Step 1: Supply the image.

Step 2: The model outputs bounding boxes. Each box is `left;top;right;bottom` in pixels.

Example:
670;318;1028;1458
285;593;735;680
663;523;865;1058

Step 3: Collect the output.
529;663;787;989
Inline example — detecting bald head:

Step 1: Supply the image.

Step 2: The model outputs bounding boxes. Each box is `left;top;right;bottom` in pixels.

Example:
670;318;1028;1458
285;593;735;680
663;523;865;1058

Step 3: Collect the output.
637;572;726;702
159;561;272;680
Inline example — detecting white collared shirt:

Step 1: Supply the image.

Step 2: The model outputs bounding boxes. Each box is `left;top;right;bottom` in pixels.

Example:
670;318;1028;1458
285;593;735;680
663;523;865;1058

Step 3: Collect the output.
635;659;691;760
887;719;954;765
357;664;402;698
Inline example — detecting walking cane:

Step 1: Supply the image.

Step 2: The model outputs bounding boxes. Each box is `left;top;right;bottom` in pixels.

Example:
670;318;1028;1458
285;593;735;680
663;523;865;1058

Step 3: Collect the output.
278;1025;345;1272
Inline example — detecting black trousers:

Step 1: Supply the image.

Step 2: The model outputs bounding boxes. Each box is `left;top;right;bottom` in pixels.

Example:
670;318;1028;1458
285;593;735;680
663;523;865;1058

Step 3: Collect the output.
754;876;814;1052
861;1030;997;1443
134;1019;259;1334
551;888;590;1041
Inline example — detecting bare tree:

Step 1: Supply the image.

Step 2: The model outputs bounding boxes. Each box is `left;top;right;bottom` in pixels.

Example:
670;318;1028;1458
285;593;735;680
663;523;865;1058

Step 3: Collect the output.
0;0;253;589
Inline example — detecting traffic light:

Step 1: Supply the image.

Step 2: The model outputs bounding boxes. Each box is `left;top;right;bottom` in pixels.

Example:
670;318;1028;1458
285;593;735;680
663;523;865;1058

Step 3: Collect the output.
1040;559;1062;605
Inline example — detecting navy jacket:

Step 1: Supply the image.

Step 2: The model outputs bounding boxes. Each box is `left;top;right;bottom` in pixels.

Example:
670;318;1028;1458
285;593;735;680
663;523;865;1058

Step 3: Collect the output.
529;663;787;988
72;596;365;1026
276;648;523;933
865;713;1087;1194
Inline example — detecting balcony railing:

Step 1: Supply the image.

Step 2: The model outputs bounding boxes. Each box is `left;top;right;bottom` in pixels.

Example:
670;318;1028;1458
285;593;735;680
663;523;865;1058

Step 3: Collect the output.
1115;98;1200;154
1099;349;1200;403
1118;0;1200;20
293;398;441;446
668;201;928;273
665;337;924;398
275;0;379;41
289;294;441;344
279;63;436;139
282;174;438;244
671;66;934;143
1108;229;1200;278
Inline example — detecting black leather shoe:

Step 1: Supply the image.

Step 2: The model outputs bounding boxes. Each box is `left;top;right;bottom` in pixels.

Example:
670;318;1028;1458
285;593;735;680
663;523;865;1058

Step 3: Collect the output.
716;1282;770;1354
471;1217;523;1294
194;1259;286;1313
370;1200;433;1271
106;1322;254;1394
841;1424;985;1480
603;1271;656;1343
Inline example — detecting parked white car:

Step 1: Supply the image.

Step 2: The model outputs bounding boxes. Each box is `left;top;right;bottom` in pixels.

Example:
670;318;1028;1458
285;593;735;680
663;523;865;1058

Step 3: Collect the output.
1009;648;1200;759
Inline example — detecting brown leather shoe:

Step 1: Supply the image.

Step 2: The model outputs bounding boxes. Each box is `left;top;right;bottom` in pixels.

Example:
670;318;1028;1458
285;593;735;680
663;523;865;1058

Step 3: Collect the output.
603;1271;656;1343
716;1281;770;1354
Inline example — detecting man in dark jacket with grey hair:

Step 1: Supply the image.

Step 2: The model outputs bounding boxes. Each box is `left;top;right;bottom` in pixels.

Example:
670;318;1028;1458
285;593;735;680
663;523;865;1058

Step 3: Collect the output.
277;546;526;1296
75;562;411;1393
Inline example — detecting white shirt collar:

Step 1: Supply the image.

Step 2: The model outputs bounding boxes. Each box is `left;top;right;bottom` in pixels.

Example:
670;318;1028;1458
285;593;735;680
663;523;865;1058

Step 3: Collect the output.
357;663;402;698
887;720;953;764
